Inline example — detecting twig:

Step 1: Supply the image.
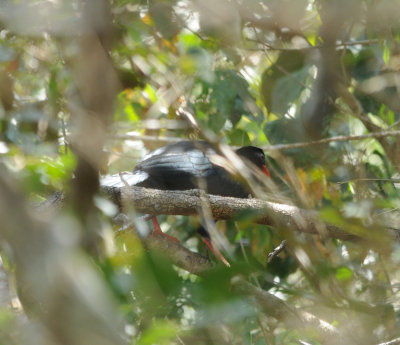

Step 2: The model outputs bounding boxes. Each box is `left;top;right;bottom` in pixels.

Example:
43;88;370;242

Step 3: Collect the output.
110;129;400;152
298;341;312;345
261;130;400;151
246;38;379;52
60;115;69;154
388;119;400;130
111;134;186;144
267;240;286;263
377;337;400;345
336;178;400;184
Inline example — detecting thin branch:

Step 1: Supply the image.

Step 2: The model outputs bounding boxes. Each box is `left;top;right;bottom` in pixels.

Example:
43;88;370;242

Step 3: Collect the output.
245;37;379;52
267;240;287;263
261;130;400;151
336;85;381;131
388;119;400;130
336;178;400;184
377;337;400;345
110;129;400;152
111;134;186;144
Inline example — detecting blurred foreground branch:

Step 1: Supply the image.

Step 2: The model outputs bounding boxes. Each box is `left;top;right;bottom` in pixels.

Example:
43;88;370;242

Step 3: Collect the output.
0;170;126;345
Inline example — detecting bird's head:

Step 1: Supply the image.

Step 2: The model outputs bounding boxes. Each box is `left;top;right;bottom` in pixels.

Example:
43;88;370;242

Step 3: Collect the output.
236;146;270;178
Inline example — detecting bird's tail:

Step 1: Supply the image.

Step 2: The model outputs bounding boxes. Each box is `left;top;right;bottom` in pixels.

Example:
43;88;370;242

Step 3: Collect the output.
100;171;149;188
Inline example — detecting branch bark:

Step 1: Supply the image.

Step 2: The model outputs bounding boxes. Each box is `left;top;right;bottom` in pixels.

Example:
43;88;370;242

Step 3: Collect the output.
104;185;395;241
41;183;400;275
143;231;213;275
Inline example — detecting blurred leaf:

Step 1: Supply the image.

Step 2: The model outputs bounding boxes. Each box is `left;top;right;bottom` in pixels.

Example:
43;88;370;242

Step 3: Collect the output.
264;117;305;144
179;32;203;49
0;44;15;62
116;67;144;90
261;50;306;115
198;0;241;46
352;48;383;81
228;128;251;146
193;267;233;305
137;320;178;345
180;46;213;82
383;45;390;66
205;69;260;132
271;66;309;116
149;1;180;40
335;266;353;281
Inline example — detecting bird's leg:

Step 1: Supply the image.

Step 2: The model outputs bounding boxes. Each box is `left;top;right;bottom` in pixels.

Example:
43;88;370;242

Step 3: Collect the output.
151;217;179;243
198;226;230;267
201;237;230;267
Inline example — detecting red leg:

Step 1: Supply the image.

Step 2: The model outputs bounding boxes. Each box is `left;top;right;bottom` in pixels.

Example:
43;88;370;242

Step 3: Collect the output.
201;238;230;267
151;217;179;243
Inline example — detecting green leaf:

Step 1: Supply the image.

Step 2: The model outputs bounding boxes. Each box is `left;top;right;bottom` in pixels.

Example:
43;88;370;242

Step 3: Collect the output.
270;66;309;115
261;50;306;115
383;45;390;66
179;32;203;50
335;266;353;281
207;70;261;131
228;128;251;146
137;320;177;345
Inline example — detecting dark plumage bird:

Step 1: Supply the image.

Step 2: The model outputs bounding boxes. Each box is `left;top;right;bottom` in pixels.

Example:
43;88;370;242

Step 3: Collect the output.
102;140;270;265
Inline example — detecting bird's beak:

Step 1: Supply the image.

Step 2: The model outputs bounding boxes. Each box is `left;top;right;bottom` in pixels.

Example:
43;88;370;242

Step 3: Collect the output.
262;165;271;178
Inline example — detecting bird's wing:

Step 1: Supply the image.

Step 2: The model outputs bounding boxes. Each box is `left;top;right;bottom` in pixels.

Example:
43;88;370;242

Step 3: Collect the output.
136;143;215;178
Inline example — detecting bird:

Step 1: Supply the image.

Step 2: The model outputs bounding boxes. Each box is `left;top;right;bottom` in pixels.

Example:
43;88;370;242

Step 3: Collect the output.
102;140;270;265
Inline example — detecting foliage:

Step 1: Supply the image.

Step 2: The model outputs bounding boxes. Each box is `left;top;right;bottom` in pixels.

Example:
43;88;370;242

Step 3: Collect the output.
1;0;400;344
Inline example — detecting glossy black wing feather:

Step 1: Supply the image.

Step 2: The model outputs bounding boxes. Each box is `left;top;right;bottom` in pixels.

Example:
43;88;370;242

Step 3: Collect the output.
135;142;249;197
134;141;215;190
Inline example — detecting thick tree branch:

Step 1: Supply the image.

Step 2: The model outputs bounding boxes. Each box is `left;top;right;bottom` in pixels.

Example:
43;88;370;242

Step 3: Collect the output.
144;234;212;275
41;183;400;277
104;185;385;241
41;183;399;274
115;220;213;275
0;169;126;345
